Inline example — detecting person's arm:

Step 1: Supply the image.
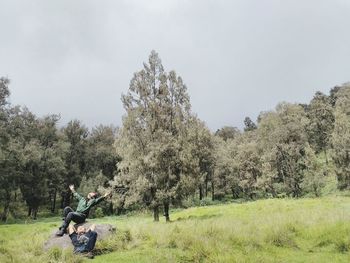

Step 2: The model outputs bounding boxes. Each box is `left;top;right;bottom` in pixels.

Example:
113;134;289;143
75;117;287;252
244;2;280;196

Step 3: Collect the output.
68;224;76;235
92;192;112;206
88;224;96;232
69;185;84;201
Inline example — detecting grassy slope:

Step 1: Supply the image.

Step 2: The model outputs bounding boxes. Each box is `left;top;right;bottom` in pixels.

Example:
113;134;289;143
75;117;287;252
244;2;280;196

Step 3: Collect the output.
1;196;350;262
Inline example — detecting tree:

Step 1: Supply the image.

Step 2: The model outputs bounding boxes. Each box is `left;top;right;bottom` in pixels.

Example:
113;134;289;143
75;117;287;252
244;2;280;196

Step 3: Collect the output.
61;120;88;208
212;136;239;199
20;139;45;219
0;78;23;221
110;51;196;221
12;110;65;219
86;125;119;180
243;117;257;132
331;86;350;189
213;130;262;200
329;83;350;107
39;115;67;214
234;137;261;199
257;103;310;197
301;146;327;197
0;77;10;107
215;126;240;141
306;91;334;162
83;125;119;215
186;117;215;200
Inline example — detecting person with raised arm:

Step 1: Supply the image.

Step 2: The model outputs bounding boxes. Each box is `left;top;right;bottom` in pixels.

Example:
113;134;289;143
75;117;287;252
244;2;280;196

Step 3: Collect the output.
56;184;111;236
68;224;98;259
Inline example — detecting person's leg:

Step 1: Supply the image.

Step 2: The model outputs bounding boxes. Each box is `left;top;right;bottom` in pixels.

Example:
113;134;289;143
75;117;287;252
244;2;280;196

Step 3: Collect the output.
84;231;98;252
58;207;74;230
57;212;86;236
70;212;86;224
63;207;74;218
57;212;78;236
64;212;86;229
69;232;79;247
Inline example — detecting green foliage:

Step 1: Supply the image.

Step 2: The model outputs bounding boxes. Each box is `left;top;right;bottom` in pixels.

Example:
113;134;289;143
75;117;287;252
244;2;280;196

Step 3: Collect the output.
301;148;328;197
85;125;119;180
257;103;310;197
212;136;238;199
109;51;214;221
214;102;317;200
332;84;350;189
243;116;257;132
0;77;10;106
306;91;334;155
215;126;240;141
92;207;104;218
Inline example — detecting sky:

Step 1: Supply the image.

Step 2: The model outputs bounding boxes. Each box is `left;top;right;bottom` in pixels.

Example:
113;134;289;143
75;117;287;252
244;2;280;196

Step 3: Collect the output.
0;0;349;131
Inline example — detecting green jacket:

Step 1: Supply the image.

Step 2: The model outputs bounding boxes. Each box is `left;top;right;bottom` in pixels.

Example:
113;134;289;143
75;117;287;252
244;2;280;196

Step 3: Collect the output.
73;192;105;217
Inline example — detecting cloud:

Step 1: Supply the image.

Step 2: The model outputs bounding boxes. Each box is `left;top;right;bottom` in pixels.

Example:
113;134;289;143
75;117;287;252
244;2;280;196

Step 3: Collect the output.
0;0;349;130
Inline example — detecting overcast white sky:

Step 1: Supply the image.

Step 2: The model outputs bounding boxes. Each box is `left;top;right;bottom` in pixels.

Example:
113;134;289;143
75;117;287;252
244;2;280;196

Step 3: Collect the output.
1;0;349;130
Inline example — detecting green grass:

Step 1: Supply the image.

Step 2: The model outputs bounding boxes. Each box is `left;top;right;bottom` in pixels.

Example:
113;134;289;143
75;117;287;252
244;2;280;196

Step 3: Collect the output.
2;196;350;262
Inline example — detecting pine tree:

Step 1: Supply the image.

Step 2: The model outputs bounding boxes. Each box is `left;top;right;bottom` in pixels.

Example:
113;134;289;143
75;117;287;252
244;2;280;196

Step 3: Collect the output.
110;51;196;221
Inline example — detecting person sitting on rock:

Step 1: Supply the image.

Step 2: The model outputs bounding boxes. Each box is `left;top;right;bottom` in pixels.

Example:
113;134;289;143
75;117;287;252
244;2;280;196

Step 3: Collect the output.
68;224;97;259
56;184;111;236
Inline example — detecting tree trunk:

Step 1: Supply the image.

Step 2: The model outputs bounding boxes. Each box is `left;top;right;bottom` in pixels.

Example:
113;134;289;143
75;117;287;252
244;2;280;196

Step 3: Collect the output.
117;198;125;215
60;193;64;209
163;201;170;222
65;191;72;207
0;191;11;222
324;148;328;165
61;190;71;208
28;207;32;217
205;175;209;197
153;206;159;222
211;180;215;201
32;207;38;220
199;186;203;200
51;188;57;213
109;202;114;215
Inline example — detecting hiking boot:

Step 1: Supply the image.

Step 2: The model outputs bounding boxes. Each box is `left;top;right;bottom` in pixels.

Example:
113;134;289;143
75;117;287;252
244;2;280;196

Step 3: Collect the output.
55;229;65;236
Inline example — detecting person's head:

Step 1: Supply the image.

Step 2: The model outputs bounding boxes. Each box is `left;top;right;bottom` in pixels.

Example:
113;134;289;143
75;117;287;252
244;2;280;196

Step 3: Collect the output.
77;225;86;235
87;192;97;200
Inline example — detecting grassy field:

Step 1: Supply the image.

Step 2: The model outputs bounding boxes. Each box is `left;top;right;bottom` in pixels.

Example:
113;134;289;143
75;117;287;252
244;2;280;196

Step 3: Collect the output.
1;196;350;262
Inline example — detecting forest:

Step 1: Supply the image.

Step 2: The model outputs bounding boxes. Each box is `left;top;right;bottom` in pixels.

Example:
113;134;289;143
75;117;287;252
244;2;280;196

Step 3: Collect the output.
1;51;350;223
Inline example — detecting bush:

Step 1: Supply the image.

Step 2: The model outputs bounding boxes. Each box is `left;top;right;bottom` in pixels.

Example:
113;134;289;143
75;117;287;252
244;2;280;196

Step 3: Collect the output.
94;207;104;218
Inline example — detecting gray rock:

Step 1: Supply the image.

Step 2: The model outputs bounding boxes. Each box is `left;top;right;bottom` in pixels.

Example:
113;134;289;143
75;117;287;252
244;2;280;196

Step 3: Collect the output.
44;222;116;251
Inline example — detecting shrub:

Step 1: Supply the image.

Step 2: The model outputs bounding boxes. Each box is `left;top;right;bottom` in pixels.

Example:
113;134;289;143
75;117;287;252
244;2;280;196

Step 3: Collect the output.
94;207;104;218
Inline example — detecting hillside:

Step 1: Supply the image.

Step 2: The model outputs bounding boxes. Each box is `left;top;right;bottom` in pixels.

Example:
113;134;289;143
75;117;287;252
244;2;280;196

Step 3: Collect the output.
1;196;350;262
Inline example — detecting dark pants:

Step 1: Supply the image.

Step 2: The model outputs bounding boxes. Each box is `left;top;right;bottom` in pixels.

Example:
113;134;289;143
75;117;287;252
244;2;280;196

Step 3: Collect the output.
60;206;86;231
85;231;98;252
70;230;98;253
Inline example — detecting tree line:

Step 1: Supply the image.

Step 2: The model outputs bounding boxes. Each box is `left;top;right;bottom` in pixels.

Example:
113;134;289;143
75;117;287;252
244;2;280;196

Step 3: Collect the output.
0;77;119;220
1;51;350;222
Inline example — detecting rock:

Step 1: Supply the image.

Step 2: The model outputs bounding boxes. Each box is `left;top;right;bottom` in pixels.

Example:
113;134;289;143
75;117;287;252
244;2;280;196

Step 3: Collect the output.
44;222;116;251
